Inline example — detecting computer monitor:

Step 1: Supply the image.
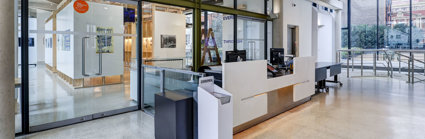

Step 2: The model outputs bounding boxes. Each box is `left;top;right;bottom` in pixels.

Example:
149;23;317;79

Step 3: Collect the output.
270;48;284;65
225;50;246;63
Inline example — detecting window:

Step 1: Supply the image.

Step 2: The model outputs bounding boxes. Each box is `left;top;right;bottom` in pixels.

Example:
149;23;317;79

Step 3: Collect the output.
237;17;266;60
238;0;265;14
202;0;234;8
201;11;234;66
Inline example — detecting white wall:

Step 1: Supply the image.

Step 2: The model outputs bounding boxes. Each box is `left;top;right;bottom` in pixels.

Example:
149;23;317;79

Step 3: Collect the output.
56;3;74;78
316;11;335;62
153;11;186;59
36;10;50;63
281;0;313;57
44;20;53;67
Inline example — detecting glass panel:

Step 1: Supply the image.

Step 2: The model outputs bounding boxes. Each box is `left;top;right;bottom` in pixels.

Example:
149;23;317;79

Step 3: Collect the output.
237;0;265;14
15;0;21;133
142;2;193;70
379;0;410;49
266;0;272;15
202;0;234;8
412;0;425;50
143;67;161;114
237;17;265;60
201;11;234;66
267;21;273;61
351;0;378;49
164;71;200;98
142;2;194;113
28;0;138;127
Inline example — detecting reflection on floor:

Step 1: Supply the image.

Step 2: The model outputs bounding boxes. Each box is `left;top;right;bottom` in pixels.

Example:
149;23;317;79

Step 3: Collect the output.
22;64;137;127
235;77;425;139
17;76;425;139
16;111;154;139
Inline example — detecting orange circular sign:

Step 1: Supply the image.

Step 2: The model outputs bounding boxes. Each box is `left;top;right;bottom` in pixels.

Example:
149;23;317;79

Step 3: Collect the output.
74;0;89;14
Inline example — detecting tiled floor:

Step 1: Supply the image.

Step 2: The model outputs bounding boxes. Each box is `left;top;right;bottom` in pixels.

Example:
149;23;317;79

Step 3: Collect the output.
17;75;425;139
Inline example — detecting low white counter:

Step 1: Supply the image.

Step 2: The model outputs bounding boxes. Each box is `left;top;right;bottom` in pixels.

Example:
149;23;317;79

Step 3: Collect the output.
222;57;315;132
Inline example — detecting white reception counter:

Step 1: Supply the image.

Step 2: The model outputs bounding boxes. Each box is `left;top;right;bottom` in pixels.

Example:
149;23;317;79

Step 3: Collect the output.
222;57;315;133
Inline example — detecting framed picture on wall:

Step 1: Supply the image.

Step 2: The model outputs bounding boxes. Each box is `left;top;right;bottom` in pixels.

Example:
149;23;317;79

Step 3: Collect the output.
96;27;114;53
161;35;176;48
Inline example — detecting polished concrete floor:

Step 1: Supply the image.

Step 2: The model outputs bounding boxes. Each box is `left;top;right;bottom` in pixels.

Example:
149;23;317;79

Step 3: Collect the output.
16;111;154;139
17;75;425;139
16;64;137;131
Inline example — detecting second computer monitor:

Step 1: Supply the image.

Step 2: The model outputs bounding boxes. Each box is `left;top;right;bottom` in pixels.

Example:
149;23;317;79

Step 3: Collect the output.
270;48;284;65
225;50;247;63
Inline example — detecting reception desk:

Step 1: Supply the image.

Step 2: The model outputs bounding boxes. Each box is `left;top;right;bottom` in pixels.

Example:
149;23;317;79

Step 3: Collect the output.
222;57;315;133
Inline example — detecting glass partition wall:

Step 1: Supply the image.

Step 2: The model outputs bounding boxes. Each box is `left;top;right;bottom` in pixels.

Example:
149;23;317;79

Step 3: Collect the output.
19;0;271;135
19;0;140;133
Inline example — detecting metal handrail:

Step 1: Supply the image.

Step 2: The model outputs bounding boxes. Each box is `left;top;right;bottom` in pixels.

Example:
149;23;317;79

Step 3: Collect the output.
142;65;205;77
338;49;425;84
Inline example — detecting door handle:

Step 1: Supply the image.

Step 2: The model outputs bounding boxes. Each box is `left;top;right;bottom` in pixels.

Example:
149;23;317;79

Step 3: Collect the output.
82;37;90;76
96;52;102;75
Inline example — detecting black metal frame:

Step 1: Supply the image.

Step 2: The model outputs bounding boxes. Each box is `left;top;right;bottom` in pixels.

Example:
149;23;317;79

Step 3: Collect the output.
21;0;30;134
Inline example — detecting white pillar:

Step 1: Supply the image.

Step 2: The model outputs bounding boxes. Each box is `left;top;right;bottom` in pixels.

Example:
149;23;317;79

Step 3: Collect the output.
0;0;16;138
335;9;342;62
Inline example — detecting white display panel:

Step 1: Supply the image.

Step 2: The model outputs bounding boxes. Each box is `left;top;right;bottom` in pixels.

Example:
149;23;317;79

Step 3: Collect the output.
54;1;124;79
44;20;53;67
153;11;186;59
56;3;75;77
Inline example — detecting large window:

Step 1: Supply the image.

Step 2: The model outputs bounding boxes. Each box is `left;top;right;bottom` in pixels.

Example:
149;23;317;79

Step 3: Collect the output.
351;0;378;49
344;0;425;50
237;17;266;60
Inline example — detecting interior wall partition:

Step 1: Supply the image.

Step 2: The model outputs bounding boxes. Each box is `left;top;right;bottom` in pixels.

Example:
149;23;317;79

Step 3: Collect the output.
19;0;272;135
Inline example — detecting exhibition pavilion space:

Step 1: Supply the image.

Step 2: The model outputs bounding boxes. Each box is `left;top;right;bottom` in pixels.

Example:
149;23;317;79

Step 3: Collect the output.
1;0;425;139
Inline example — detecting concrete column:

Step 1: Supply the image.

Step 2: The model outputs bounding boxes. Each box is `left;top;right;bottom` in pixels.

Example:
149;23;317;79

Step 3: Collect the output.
0;0;16;138
335;10;342;62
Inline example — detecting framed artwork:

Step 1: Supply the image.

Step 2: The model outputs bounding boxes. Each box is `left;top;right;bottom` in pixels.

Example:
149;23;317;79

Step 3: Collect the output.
96;27;114;53
161;35;176;48
62;29;71;51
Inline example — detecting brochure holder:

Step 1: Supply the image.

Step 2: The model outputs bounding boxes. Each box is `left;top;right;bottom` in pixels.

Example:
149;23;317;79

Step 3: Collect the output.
198;76;233;139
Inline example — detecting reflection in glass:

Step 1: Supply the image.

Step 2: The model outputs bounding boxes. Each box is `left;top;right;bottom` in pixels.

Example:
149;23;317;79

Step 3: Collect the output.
237;17;265;60
142;2;193;70
28;0;138;127
238;0;265;14
142;2;194;113
201;11;234;66
202;0;234;8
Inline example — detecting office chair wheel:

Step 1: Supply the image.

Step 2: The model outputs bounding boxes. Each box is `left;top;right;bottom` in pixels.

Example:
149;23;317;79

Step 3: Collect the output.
326;87;329;92
339;83;343;87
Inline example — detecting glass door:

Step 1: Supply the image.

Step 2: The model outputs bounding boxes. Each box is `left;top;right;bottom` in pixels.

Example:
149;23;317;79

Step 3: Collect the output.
24;0;140;132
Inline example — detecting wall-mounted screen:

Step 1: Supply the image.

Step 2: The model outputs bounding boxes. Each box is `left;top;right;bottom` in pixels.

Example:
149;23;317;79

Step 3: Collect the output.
124;8;136;22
